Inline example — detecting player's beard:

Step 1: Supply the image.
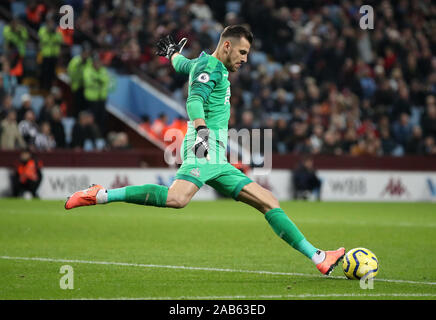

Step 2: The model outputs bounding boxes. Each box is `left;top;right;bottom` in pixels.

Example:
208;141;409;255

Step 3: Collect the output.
224;54;239;72
228;61;241;72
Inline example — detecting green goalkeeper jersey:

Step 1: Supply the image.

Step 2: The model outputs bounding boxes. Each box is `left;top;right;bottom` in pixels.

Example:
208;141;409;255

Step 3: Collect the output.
172;52;231;163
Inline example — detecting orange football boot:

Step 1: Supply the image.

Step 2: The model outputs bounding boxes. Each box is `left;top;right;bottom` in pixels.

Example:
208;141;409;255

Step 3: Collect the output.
64;184;105;210
316;247;346;275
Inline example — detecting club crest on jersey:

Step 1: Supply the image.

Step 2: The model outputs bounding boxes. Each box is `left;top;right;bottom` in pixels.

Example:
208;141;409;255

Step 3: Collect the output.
197;73;210;83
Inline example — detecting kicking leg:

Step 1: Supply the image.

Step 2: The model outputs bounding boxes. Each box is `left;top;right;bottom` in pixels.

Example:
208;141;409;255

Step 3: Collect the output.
166;179;199;208
65;179;198;210
237;182;344;275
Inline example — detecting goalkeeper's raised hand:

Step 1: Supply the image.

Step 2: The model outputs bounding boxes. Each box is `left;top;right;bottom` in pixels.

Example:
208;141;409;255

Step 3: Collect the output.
156;35;187;60
193;126;210;160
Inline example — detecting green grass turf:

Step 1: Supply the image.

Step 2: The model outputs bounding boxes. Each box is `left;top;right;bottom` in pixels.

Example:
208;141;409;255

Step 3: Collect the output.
0;199;435;300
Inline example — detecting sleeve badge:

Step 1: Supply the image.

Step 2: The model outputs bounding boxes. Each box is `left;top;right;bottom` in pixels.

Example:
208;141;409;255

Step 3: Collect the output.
197;73;210;83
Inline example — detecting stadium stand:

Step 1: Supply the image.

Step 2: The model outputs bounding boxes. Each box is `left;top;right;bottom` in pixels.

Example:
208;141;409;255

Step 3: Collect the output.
0;0;435;159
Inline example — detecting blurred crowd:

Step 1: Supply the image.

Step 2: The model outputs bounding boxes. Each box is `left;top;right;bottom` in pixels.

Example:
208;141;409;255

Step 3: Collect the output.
139;113;187;144
1;0;436;157
0;0;122;152
139;0;436;156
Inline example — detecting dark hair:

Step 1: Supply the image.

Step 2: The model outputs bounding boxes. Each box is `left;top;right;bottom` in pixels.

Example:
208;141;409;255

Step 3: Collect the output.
221;25;253;44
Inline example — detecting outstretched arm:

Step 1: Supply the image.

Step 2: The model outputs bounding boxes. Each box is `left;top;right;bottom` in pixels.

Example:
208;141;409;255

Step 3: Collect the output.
155;35;211;159
171;53;198;75
156;35;194;74
186;68;222;160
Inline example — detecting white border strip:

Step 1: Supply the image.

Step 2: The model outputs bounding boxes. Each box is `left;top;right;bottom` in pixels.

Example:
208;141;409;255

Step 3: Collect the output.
1;255;435;286
72;293;436;300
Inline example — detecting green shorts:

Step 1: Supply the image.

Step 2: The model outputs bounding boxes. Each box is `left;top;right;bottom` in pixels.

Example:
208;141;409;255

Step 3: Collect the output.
175;161;253;200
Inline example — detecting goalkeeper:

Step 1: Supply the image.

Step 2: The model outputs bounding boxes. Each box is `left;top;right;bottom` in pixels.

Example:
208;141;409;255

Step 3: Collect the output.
65;25;344;276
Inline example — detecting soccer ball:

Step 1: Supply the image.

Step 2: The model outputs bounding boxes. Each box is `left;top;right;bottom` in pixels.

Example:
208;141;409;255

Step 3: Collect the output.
342;248;379;280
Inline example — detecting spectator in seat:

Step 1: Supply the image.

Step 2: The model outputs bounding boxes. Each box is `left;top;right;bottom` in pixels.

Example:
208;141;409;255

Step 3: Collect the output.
150;113;168;141
11;149;43;199
405;125;425;155
71;111;101;149
391;84;412;121
422;136;436;155
341;127;358;153
272;88;290;113
139;115;157;138
34;121;56;151
380;127;398;156
17;93;32;122
26;0;47;30
365;130;382;156
57;25;74;47
189;0;213;21
38;93;57;123
50;86;68;116
0;57;18;95
275;118;292;153
164;116;188;147
350;138;368;156
292;157;322;201
356;116;376;138
321;130;342;155
392;112;413;148
108;131;130;150
0;95;14;121
0;73;6;104
5;50;24;80
167;116;188;136
18;109;39;148
49;106;66;148
309;124;324;154
289;121;309;152
421;101;436;138
236;110;255;131
0;110;26;150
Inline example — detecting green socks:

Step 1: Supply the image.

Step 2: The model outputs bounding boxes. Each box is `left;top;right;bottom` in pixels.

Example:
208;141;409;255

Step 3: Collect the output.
265;208;318;260
107;184;168;207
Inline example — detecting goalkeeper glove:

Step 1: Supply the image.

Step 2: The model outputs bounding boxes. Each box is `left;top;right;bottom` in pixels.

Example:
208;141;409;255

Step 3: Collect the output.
193;126;210;160
156;35;188;60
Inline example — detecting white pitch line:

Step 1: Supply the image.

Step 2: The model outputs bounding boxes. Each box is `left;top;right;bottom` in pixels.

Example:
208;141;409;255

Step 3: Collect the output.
71;293;436;300
1;255;435;286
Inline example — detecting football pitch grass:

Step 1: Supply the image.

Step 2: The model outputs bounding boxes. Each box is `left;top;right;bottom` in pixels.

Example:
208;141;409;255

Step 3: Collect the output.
0;199;435;300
